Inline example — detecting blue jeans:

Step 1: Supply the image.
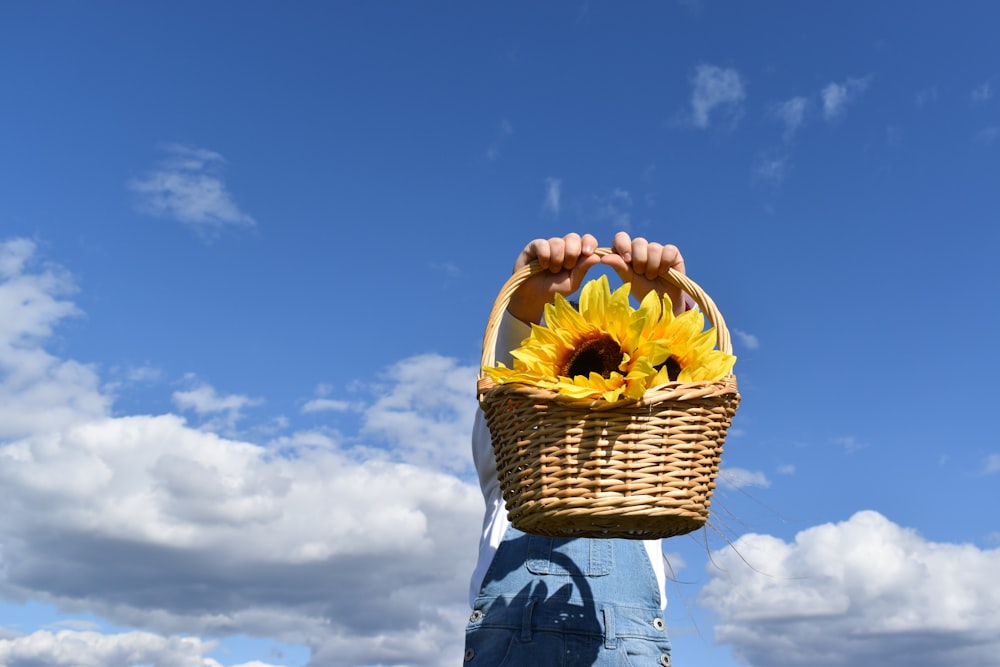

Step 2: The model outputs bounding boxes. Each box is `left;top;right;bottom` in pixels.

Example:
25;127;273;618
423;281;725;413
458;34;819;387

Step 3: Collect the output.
465;526;672;666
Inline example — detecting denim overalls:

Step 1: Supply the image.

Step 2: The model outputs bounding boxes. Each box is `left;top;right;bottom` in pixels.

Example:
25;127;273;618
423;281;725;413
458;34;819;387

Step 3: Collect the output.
464;525;672;666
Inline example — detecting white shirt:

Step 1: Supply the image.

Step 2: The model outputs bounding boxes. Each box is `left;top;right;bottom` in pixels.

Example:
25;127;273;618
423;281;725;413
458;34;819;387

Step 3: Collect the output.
469;310;667;609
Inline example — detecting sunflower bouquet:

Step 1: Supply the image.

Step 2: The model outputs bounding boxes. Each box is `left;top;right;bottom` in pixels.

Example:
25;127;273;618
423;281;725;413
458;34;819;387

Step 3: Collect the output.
482;275;735;402
478;253;741;540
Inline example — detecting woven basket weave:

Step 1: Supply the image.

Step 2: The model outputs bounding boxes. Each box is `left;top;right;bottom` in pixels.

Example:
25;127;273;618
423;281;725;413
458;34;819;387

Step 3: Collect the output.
477;249;740;539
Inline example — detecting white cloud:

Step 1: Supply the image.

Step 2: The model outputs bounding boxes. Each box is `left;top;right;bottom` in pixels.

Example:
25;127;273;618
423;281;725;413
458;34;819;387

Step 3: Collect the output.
0;239;481;666
486;119;514;160
831;435;866;452
361;353;479;473
0;630;282;667
0;629;269;667
733;329;760;350
301;397;351;413
690;64;746;128
701;510;1000;667
129;144;256;237
0;239;79;345
753;153;790;184
0;238;37;276
593;188;633;230
718;467;770;490
985;453;1000;474
822;76;870;121
770;96;809;140
543;177;562;216
430;260;461;278
173;383;262;416
0;240;107;441
173;381;264;434
123;363;163;384
971;82;993;103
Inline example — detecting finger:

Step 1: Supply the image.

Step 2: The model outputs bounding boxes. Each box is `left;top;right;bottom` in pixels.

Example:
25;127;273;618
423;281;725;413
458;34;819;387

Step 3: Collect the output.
520;239;551;272
546;236;566;272
612;231;632;263
644;243;664;280
661;243;686;276
630;236;649;277
657;244;686;314
561;233;582;269
581;233;598;255
599;252;631;283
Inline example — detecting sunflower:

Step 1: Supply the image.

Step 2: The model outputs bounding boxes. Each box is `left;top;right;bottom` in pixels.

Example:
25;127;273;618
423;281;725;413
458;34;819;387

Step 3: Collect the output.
646;306;737;384
484;275;736;401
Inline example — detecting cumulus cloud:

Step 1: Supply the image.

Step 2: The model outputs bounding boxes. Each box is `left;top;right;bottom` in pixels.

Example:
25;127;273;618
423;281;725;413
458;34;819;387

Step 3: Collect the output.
592;188;633;230
172;381;264;434
718;467;770;490
361;354;478;474
0;238;481;666
733;329;760;350
821;76;870;121
700;510;1000;667
122;363;163;384
542;177;562;216
769;96;809;140
129;144;256;237
0;629;280;667
690;64;746;128
486;119;514;160
429;260;461;279
753;153;790;184
300;398;351;414
0;240;107;440
174;382;263;415
831;435;866;452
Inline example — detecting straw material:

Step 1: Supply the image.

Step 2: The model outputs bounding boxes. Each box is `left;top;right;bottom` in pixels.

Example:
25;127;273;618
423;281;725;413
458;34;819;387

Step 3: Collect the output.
477;249;740;539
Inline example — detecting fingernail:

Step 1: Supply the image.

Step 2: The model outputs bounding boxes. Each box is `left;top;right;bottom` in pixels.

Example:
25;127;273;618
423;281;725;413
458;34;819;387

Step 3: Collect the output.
623;252;632;263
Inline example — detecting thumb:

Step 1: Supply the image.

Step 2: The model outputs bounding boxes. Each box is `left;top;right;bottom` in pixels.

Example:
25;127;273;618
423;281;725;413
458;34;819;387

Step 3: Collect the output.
569;253;602;291
599;253;633;283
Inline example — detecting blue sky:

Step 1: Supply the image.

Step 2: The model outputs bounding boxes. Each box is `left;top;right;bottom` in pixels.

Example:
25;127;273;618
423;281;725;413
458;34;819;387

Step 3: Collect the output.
1;2;999;666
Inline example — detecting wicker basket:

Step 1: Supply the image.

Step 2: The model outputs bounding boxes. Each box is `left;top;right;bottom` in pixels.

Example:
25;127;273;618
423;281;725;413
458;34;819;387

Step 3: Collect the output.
477;249;740;539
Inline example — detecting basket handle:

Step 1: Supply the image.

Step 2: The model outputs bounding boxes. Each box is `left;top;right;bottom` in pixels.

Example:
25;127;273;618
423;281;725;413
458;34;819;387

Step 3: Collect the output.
479;247;733;373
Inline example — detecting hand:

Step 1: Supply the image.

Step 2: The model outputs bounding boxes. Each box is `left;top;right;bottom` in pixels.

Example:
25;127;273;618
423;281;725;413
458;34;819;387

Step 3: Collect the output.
507;233;601;324
601;231;686;314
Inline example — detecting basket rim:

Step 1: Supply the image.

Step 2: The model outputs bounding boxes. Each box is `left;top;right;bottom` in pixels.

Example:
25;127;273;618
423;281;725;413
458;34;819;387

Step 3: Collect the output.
478;247;734;394
478;372;738;408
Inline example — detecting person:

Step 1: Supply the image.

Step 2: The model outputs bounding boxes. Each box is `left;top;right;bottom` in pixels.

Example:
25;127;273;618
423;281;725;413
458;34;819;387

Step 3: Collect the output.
465;232;687;666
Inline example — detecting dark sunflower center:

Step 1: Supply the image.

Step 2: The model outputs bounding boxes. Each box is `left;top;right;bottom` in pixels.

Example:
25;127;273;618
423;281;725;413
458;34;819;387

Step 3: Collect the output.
660;356;682;382
560;335;624;379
